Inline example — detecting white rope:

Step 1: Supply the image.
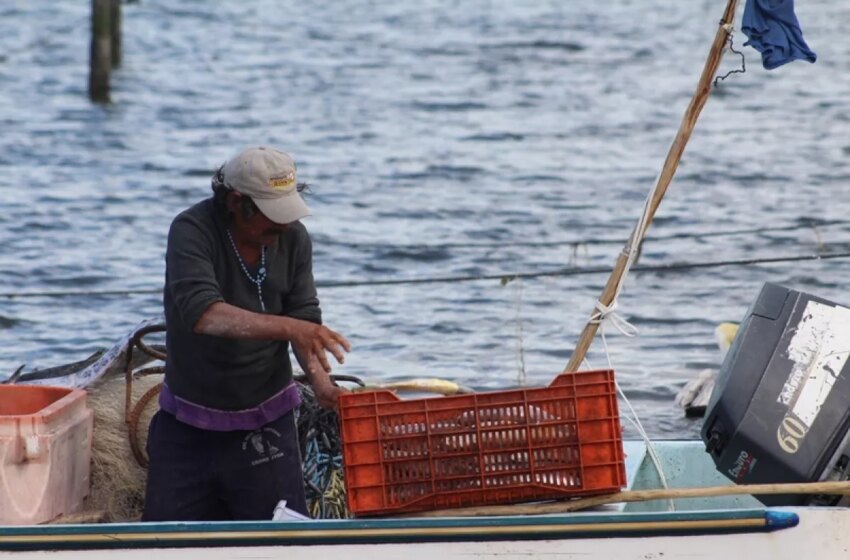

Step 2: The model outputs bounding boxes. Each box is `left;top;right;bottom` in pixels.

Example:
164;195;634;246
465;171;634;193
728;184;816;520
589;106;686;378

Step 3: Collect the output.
591;300;638;338
620;188;654;291
589;332;676;512
583;185;674;510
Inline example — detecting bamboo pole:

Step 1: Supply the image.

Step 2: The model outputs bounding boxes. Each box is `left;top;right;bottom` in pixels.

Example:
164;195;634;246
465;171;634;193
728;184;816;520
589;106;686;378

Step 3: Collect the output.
111;0;122;68
412;480;850;518
565;0;740;372
88;0;112;103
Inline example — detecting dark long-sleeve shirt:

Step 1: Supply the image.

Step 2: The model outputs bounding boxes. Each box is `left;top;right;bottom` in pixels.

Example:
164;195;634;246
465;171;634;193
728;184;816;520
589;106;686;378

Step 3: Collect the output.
163;198;321;412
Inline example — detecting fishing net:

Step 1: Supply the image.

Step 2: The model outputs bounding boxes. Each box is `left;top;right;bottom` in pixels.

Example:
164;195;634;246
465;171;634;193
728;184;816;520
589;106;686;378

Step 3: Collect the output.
295;378;353;520
83;371;351;521
83;372;159;522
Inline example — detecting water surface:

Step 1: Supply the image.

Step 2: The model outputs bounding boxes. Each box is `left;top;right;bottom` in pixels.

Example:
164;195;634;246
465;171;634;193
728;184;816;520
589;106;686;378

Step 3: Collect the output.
1;0;848;438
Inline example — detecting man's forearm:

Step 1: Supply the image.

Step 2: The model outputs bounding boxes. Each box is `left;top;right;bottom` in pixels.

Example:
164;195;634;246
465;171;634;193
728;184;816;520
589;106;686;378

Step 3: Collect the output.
194;302;299;340
195;301;350;382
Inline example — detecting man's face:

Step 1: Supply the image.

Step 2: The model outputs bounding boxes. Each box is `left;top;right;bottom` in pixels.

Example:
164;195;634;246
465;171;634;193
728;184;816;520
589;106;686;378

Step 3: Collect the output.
228;192;291;245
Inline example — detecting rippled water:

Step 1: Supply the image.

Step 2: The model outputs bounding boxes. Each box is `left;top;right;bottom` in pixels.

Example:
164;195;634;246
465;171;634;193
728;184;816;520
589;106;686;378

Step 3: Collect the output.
1;1;848;437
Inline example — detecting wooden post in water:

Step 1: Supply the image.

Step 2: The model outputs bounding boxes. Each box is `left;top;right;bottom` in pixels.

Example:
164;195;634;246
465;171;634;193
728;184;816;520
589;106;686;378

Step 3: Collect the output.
88;0;112;102
110;0;122;68
564;0;740;372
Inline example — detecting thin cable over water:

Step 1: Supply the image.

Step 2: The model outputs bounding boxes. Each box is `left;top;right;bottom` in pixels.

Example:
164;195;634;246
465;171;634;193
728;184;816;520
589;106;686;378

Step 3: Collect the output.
2;250;848;298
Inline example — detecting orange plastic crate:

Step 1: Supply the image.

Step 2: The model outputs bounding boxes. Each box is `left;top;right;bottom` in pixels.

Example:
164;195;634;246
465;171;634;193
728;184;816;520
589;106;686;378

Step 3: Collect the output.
339;369;626;516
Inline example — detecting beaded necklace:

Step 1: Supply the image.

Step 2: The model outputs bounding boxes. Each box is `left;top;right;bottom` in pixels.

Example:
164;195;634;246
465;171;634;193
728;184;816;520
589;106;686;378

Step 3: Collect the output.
225;228;267;312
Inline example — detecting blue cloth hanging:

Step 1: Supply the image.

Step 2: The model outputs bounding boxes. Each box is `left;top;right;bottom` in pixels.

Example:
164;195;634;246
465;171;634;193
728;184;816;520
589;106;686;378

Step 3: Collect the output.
741;0;817;70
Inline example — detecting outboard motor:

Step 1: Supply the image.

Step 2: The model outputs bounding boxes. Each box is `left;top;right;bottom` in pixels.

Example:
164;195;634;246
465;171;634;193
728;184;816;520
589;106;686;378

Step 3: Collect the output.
702;283;850;505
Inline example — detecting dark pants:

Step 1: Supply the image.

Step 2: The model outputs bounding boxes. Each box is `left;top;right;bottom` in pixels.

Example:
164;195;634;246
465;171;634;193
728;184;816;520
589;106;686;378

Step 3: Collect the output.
142;409;308;521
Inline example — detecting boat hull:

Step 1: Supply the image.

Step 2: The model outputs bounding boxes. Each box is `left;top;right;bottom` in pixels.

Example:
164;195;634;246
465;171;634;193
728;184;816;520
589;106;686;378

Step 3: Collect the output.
2;441;846;558
0;507;845;559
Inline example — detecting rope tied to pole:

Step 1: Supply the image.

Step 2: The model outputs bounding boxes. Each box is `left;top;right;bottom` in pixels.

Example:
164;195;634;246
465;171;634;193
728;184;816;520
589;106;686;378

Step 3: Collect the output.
586;186;654;342
591;300;638;338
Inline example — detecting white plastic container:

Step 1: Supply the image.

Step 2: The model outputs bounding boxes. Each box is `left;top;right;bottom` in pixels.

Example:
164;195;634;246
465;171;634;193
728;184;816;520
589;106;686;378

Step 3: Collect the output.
0;385;93;525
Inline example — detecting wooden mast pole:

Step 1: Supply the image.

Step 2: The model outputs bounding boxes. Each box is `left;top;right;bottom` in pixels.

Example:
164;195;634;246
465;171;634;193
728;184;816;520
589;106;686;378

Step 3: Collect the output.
565;0;740;372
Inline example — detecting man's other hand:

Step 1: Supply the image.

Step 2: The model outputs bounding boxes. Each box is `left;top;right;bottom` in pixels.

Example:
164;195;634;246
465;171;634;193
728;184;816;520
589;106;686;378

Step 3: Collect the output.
289;320;351;374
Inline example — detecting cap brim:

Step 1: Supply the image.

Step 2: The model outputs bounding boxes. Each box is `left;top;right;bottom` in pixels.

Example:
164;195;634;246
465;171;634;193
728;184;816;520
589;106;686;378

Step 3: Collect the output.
252;191;311;225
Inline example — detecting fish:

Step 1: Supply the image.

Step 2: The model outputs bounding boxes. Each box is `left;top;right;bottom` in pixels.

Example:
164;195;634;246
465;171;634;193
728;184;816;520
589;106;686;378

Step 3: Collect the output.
12;317;165;389
359;377;470;396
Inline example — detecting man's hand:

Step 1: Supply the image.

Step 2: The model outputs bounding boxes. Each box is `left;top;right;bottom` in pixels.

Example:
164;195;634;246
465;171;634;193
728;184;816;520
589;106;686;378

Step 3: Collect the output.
289;320;351;374
312;380;350;410
287;320;351;410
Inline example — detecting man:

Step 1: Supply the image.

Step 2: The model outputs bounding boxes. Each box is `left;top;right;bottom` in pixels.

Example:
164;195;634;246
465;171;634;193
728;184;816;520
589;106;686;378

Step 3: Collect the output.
143;146;350;521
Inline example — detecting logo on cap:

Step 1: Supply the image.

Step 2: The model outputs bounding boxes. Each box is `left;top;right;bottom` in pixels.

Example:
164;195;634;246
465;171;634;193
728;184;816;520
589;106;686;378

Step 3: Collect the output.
269;172;296;191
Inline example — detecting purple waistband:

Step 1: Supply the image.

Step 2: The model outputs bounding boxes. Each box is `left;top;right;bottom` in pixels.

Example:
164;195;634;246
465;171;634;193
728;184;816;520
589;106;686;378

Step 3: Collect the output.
158;382;302;432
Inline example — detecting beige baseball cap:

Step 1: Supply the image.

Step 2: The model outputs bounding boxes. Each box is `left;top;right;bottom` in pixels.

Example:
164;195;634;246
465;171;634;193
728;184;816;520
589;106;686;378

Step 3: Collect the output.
221;146;311;224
